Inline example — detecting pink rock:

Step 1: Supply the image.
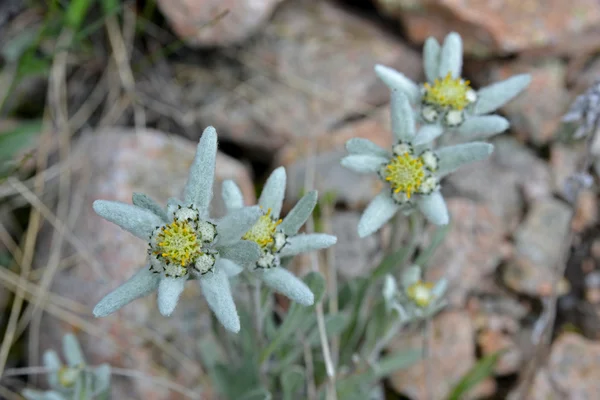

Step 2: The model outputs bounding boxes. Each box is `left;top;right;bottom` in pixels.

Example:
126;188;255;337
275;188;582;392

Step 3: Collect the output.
388;311;495;399
157;0;283;46
373;0;600;57
423;198;509;307
528;333;600;399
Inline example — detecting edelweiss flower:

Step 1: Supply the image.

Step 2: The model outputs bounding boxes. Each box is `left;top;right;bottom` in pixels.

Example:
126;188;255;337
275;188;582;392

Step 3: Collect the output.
375;32;531;140
221;167;337;306
92;127;262;332
383;265;447;321
341;91;493;237
22;334;111;400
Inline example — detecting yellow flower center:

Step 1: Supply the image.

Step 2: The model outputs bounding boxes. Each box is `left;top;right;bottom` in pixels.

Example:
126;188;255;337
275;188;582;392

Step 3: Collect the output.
153;220;201;266
383;152;425;199
243;208;282;249
422;73;472;110
58;366;79;388
406;281;435;308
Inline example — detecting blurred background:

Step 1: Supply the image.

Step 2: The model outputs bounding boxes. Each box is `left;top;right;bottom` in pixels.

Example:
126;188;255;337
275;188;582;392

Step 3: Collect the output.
1;0;600;399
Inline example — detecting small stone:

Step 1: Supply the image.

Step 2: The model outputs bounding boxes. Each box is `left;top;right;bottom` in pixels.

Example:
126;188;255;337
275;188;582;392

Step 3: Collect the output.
477;329;523;375
531;333;600;398
503;199;573;297
591;239;600;260
373;0;600;57
36;128;255;399
157;0;283;47
571;190;598;233
550;143;583;197
585;271;600;303
388;311;494;399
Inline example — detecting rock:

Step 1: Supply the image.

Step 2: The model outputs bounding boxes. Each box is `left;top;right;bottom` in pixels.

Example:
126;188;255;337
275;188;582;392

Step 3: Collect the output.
529;333;600;399
550;143;583;197
446;137;552;232
330;211;383;280
172;0;422;155
423;198;510;308
571;190;598;233
477;328;523;376
591;238;600;260
36;128;255;399
372;0;600;57
470;61;569;146
388;311;495;400
157;0;282;47
585;271;600;304
277;107;393;208
503;199;573;297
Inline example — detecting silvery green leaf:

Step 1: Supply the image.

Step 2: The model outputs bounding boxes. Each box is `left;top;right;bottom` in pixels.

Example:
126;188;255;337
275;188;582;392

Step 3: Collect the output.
281;366;304;400
435;142;494;178
431;278;448;299
341;154;388;173
417;192;449;225
22;390;66;400
357;191;399;238
383;274;398;304
257;267;314;306
423;37;441;83
391;90;417;142
63;334;85;367
374;64;420;104
92;364;111;393
21;390;47;400
131;192;168;222
278;234;337;258
222;180;244;211
93;267;160;317
200;268;240;332
157;276;186;316
474;74;531;115
218;257;244;277
219;240;262;268
43;350;61;389
216;206;262;246
413;124;443;146
259;166;286;218
438;32;463;78
183;126;218;216
401;265;422;288
279;190;317;236
345;137;390;157
456;115;509;140
92;200;163;240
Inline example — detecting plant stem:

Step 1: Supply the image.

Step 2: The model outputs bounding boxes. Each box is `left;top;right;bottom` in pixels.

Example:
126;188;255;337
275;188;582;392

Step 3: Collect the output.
423;318;433;400
254;279;263;343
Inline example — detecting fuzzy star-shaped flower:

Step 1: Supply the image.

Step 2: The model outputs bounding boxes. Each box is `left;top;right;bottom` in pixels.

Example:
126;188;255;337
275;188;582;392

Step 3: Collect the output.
22;334;111;400
383;265;447;322
220;167;337;306
375;32;530;141
92;126;262;332
341;91;494;237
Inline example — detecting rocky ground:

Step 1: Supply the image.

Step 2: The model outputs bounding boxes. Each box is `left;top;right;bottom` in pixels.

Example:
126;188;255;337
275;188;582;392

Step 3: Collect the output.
1;0;600;399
